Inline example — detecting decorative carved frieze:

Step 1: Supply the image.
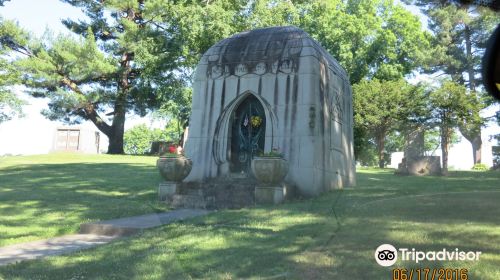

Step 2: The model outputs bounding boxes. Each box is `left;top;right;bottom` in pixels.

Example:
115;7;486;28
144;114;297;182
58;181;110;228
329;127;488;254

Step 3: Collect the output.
255;62;266;75
235;63;248;76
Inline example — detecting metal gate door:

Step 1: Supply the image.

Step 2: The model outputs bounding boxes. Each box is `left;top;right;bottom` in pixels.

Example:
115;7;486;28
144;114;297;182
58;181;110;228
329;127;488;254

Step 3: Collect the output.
230;95;266;173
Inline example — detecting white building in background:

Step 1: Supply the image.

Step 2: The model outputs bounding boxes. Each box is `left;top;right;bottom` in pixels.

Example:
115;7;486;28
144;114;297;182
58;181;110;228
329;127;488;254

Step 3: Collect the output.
0;118;109;156
0;93;109;156
52;125;108;154
389;133;495;170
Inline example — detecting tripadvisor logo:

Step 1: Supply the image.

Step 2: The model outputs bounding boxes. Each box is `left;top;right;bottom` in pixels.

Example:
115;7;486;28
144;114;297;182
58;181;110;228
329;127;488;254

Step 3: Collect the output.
375;244;398;267
374;244;482;267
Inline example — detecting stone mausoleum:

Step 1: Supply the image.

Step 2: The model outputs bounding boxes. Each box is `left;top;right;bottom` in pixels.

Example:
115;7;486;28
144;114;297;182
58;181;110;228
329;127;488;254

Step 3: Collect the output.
184;26;355;196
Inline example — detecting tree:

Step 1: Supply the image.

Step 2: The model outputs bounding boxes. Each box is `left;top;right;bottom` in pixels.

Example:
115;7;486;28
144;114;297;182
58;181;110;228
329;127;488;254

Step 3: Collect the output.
353;79;426;168
0;1;197;153
124;123;177;155
406;0;500;164
0;0;249;154
155;87;192;140
300;0;431;84
0;90;24;123
0;91;24;123
456;90;489;163
293;0;432;163
428;81;471;174
0;0;432;155
124;124;156;155
0;17;25;123
185;0;431;84
424;126;460;154
0;14;137;153
493;110;500;169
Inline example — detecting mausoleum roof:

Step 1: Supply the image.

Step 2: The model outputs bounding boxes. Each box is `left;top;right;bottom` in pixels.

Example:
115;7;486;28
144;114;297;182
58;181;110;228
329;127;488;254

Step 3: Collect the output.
199;26;348;81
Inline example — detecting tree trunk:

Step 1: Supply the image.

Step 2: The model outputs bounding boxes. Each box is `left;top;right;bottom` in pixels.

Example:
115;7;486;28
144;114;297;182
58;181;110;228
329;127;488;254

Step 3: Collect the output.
472;134;482;164
461;23;483;164
106;49;133;155
107;92;127;154
376;132;386;168
107;133;124;154
81;105;124;154
440;126;450;175
464;24;476;92
459;126;483;164
107;120;125;154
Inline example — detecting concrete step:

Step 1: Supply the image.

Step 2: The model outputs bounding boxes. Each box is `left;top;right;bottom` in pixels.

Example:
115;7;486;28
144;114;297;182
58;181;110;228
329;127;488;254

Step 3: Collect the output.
226;172;249;179
164;176;260;210
177;186;204;196
171;194;209;209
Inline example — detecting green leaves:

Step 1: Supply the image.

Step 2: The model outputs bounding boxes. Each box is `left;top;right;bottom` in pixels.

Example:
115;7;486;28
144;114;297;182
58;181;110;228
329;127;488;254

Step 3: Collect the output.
21;31;115;85
0;17;28;123
353;78;427;166
428;80;486;132
429;81;467;118
124;123;178;155
246;0;299;28
7;26;118;126
0;90;25;123
300;0;430;84
353;79;425;130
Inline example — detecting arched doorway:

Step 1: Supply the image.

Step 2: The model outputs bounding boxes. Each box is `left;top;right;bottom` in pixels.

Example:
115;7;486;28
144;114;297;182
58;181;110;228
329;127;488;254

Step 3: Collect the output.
230;95;266;173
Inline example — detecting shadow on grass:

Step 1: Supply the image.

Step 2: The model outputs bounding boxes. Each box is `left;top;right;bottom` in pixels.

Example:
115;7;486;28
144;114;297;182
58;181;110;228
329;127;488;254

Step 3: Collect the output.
0;169;499;279
0;162;166;246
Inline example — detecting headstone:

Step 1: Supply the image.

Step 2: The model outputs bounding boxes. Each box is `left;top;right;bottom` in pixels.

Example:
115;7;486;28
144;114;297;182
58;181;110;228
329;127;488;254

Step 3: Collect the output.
405;126;425;160
407;156;441;176
396;126;442;176
183;26;356;196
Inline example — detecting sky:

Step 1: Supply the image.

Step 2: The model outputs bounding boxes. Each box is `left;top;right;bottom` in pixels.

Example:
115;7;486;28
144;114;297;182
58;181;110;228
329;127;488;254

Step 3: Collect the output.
0;0;498;164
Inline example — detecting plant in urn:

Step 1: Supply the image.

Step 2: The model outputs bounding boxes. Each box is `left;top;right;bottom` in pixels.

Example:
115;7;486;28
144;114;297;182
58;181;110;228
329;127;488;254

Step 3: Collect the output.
157;145;192;201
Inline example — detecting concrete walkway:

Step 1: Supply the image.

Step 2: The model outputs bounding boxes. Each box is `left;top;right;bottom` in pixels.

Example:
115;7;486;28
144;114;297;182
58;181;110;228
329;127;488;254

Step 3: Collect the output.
0;209;210;266
0;234;118;266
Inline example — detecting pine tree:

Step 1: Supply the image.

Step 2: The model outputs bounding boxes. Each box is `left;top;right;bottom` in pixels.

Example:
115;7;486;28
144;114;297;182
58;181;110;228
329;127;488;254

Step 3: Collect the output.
407;0;500;163
0;17;25;123
0;1;192;153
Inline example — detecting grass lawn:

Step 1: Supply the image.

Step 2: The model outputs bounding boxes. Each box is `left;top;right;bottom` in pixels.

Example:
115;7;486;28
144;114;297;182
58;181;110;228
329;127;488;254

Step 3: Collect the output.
0;153;167;247
1;155;499;279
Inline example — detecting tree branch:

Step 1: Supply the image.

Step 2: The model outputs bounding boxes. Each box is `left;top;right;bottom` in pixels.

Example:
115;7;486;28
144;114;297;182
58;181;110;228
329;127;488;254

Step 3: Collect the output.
59;75;112;136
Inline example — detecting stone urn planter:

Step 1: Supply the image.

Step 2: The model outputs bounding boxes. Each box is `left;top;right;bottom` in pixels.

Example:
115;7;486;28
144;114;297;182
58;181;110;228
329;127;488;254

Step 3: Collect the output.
157;155;192;182
251;156;288;205
251;156;288;184
157;155;192;201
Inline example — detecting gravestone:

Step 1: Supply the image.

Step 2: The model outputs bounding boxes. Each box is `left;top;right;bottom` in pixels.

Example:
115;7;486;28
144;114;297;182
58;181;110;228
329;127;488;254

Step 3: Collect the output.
405;127;425;160
396;126;441;176
183;26;356;196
